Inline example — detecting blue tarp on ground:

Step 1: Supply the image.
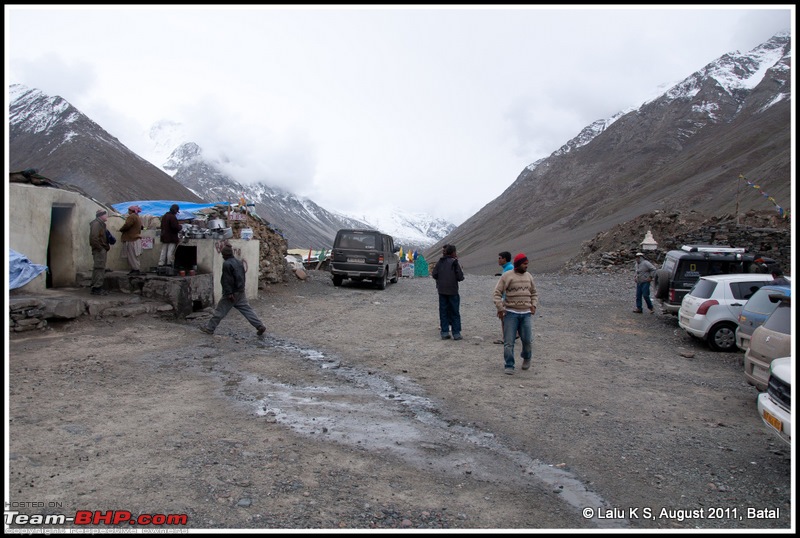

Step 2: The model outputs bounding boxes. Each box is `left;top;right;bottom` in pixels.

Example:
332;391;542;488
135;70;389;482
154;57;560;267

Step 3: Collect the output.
9;249;48;289
111;201;228;221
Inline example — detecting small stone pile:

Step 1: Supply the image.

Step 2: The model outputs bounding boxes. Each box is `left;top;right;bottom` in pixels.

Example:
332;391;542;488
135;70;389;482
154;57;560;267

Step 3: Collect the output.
9;297;49;332
225;210;291;287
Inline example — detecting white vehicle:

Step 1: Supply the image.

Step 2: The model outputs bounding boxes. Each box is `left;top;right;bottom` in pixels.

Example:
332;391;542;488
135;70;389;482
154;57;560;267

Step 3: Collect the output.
757;357;791;445
678;273;775;352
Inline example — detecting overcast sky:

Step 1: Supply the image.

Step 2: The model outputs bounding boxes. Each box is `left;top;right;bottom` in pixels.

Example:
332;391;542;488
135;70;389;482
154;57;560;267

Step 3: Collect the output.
4;5;793;224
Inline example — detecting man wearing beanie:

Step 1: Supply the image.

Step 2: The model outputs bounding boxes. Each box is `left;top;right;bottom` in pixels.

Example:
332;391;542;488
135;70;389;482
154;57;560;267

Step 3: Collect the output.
431;244;465;340
88;209;111;295
200;243;267;336
493;253;539;374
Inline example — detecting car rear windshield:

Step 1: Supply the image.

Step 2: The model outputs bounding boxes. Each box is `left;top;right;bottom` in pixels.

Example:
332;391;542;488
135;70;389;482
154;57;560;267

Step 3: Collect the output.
744;289;787;314
690;279;717;298
336;232;380;250
677;259;744;278
762;302;791;334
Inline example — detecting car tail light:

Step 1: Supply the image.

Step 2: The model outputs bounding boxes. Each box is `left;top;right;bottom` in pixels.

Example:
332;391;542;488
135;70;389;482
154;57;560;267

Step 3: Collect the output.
669;289;676;302
697;300;719;315
379;254;384;263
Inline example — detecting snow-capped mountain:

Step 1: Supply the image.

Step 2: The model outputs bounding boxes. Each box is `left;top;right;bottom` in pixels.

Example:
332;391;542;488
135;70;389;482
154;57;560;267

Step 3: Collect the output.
146;121;453;249
8;85;203;205
126;116;449;251
436;30;791;274
339;209;456;250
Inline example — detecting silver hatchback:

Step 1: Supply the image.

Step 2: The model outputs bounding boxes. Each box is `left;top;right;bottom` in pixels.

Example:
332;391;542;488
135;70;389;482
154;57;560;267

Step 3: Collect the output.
678;274;774;352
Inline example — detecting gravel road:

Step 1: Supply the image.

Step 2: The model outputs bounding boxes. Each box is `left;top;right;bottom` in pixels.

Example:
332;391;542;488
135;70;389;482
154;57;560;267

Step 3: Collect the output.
7;269;792;531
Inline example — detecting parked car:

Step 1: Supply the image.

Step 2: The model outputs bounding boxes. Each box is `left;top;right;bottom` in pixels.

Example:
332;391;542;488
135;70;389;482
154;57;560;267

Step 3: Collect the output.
756;356;791;445
678;273;774;351
329;229;400;290
744;294;792;390
735;285;791;351
654;245;776;315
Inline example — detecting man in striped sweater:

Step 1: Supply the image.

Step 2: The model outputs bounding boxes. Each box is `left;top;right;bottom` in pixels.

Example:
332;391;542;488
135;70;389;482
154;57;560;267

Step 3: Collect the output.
493;253;539;375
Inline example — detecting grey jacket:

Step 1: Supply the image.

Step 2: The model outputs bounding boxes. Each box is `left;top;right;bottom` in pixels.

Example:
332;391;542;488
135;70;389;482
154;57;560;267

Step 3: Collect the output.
634;258;657;284
221;255;247;296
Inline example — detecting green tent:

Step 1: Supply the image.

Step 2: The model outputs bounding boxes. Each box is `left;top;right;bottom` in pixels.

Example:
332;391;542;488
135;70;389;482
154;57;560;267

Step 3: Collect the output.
414;255;428;277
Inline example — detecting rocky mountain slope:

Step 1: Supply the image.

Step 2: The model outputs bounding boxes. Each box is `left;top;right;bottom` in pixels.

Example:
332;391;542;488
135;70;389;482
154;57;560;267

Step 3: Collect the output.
8;85;203;205
429;31;791;275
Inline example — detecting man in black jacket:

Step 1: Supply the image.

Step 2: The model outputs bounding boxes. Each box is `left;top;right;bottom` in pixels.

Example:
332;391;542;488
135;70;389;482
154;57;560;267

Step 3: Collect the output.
432;244;465;340
159;204;182;267
200;244;266;336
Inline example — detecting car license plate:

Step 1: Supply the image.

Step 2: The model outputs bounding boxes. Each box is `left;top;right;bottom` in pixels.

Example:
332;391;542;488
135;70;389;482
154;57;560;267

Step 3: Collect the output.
347;257;365;264
680;315;690;326
763;409;783;432
753;364;768;380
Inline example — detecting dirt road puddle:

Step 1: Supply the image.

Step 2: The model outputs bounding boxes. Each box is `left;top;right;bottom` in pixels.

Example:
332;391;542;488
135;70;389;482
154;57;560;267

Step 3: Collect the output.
232;337;626;528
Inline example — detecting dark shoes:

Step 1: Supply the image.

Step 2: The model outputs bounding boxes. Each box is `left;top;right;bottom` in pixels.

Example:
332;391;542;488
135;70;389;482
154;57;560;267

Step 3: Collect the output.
441;334;451;340
199;326;214;335
453;334;463;340
521;359;531;370
504;367;515;375
632;309;643;313
257;326;267;336
90;288;109;296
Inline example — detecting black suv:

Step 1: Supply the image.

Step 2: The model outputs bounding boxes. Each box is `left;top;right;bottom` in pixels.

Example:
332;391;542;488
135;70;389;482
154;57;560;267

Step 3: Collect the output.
654;245;776;315
329;229;400;290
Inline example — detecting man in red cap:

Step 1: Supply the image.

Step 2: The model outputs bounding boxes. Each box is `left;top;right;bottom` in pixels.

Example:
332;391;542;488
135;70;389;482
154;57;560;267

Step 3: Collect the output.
493;253;539;375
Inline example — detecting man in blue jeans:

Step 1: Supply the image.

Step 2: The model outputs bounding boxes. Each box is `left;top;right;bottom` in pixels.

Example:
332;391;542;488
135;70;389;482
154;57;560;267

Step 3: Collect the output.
432;244;465;340
493;253;539;375
633;252;657;314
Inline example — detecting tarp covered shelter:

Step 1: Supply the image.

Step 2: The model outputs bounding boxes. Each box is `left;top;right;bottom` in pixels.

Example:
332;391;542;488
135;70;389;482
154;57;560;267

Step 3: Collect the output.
111;200;227;221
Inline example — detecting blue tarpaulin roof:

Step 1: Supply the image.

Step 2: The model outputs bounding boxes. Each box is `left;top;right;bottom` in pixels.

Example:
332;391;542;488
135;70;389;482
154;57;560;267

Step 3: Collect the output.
9;249;48;289
111;200;228;221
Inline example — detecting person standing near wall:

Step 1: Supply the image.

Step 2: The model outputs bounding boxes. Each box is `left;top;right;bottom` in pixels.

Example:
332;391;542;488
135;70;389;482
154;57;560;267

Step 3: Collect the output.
159;204;181;267
89;209;110;296
119;205;143;275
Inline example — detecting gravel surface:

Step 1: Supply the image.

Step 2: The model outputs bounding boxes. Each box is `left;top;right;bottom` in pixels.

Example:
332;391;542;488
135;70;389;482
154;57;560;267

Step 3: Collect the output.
7;269;792;531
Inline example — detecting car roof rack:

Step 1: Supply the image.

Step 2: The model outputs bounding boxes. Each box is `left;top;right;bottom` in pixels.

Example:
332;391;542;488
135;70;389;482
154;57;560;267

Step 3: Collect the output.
680;245;746;254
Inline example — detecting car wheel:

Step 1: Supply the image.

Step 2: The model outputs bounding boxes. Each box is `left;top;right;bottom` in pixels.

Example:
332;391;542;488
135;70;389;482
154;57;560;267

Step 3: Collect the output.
654;269;670;300
707;322;737;352
376;270;388;290
332;275;343;287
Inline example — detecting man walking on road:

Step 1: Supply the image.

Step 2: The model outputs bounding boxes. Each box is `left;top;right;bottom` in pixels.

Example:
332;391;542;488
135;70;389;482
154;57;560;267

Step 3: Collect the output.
200;244;267;336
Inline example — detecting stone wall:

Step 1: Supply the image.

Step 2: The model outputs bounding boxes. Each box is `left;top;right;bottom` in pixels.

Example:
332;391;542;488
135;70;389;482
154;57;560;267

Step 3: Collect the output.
565;210;791;274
